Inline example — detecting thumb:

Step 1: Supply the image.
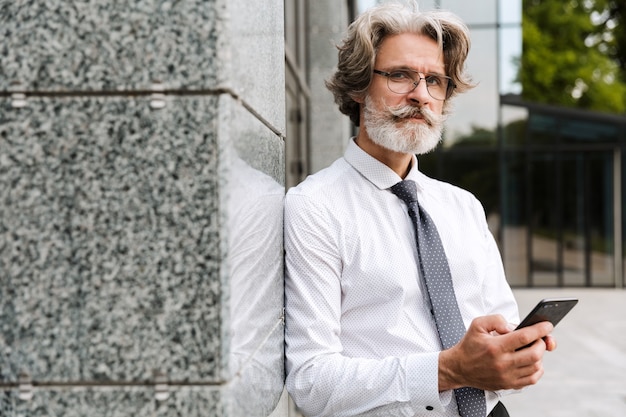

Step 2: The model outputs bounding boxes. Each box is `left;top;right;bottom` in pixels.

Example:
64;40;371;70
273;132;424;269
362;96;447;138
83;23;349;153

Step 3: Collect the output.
470;314;512;335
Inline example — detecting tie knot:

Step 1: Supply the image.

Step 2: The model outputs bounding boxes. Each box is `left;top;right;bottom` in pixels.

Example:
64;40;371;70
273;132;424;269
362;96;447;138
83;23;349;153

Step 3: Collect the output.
390;180;418;205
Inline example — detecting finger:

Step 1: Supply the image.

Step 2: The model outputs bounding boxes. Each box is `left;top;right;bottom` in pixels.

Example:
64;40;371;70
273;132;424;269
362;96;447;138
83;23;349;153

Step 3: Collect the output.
543;335;557;351
490;322;517;336
507;345;546;382
509;363;545;389
484;355;545;391
514;339;546;363
471;314;510;335
502;322;517;334
509;321;554;351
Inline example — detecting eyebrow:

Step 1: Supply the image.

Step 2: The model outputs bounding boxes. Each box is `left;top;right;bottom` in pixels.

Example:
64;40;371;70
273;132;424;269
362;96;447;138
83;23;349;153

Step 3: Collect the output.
384;66;447;77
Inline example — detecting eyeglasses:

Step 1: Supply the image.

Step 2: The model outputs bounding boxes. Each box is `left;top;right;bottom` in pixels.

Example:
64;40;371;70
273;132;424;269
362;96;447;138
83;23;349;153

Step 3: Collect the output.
373;69;456;100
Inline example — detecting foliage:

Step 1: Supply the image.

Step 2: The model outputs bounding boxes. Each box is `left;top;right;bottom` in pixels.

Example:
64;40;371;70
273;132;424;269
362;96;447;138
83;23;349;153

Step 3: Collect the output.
595;0;626;73
521;0;626;114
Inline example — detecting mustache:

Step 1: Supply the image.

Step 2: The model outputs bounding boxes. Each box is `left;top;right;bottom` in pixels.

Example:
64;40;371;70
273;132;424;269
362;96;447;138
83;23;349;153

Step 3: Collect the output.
385;104;439;126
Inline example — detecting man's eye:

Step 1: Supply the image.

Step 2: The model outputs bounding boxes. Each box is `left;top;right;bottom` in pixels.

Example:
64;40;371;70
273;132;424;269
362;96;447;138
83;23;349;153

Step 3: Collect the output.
425;75;443;86
389;71;411;81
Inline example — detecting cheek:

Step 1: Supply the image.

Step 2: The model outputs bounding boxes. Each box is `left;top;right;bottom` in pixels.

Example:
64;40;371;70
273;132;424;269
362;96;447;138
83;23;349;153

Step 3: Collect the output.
429;100;445;115
368;80;399;105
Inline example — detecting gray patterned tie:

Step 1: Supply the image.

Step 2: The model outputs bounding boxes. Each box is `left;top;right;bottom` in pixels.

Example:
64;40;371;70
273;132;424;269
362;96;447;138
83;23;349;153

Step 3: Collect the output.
390;180;486;417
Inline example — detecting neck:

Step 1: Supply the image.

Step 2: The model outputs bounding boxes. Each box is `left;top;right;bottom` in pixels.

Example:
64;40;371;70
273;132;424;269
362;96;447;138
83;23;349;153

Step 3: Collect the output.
355;130;413;179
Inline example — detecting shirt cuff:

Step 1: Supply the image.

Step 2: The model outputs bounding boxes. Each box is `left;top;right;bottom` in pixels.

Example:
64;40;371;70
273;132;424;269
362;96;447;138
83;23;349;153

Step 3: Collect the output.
405;351;449;414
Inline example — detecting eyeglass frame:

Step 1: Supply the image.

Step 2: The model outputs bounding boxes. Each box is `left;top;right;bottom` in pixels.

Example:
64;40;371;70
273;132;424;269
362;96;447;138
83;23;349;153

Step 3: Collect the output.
373;69;456;100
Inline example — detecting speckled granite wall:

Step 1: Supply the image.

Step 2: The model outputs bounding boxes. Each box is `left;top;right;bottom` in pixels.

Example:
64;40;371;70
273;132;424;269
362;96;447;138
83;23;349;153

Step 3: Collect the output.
0;1;285;416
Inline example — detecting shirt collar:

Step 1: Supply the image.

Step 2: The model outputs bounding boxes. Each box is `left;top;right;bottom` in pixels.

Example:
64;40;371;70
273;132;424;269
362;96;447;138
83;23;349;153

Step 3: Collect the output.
344;137;422;190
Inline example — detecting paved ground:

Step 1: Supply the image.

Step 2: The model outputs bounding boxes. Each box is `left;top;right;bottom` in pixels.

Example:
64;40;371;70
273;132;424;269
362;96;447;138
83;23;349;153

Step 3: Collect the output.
504;288;626;417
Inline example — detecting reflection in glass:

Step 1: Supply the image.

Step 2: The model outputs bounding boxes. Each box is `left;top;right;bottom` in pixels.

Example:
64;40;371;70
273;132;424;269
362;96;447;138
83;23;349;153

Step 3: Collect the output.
445;29;498;145
501;105;527;146
527;113;558;144
561;154;586;286
440;0;496;25
438;151;499;222
499;27;522;95
527;151;615;287
498;0;521;24
560;119;619;144
502;151;528;286
563;153;614;286
227;154;285;417
529;153;559;286
500;104;620;288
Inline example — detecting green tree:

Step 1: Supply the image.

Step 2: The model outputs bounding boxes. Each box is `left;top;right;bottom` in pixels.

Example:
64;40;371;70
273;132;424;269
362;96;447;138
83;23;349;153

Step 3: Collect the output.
594;1;626;73
521;0;626;114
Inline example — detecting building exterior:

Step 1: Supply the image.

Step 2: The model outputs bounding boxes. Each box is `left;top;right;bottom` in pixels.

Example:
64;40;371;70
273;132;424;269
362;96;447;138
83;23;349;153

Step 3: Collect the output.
1;1;623;417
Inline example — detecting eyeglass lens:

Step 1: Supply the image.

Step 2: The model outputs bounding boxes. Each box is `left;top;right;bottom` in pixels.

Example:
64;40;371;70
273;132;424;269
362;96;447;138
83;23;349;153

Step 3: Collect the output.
385;71;451;100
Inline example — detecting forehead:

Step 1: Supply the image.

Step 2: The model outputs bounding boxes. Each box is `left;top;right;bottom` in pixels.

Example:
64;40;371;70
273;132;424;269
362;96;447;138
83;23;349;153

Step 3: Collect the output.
375;33;445;73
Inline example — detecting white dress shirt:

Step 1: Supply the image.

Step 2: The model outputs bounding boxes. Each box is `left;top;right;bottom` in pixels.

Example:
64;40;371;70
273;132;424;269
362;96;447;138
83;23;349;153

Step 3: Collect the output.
284;138;519;417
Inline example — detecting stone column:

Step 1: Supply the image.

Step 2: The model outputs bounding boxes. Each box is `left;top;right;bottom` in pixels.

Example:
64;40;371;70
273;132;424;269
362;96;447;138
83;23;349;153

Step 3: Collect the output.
0;1;285;416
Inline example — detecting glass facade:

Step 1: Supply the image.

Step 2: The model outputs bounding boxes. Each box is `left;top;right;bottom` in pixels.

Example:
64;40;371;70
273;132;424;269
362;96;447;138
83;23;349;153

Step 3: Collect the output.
284;0;310;189
415;0;626;288
496;101;625;287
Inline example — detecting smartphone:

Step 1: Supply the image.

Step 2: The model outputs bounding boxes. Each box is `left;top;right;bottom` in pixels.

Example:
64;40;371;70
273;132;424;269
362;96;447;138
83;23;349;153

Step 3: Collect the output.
514;297;578;350
515;297;579;330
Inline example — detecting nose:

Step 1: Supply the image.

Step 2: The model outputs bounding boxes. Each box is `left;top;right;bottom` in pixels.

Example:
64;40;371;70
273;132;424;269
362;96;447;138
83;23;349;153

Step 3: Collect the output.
406;78;431;104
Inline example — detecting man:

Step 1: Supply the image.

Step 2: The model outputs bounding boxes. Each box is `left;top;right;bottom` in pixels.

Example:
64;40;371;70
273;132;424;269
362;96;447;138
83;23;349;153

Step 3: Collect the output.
284;3;556;417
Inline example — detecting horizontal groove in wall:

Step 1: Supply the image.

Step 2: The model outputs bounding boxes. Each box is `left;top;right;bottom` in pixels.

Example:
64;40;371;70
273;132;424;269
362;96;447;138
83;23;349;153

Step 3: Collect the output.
1;88;233;98
0;381;226;388
0;87;285;140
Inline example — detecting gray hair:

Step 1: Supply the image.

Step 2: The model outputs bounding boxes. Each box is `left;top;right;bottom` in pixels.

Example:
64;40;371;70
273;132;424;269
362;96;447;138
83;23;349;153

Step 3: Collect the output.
326;1;475;126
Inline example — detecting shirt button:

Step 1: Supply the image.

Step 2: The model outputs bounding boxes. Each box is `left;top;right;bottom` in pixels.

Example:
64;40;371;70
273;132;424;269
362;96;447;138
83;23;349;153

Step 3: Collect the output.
426;406;434;411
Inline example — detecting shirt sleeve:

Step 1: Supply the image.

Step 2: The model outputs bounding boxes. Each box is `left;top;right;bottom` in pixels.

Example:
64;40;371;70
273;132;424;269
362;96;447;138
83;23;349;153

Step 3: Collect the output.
284;193;446;417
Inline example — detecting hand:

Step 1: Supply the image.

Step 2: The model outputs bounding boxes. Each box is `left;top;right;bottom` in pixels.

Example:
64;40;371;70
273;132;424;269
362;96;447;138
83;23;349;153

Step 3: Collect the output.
438;315;555;392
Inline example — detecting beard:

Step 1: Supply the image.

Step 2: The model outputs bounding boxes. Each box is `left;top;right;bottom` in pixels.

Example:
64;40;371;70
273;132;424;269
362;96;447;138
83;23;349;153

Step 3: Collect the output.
363;95;447;155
